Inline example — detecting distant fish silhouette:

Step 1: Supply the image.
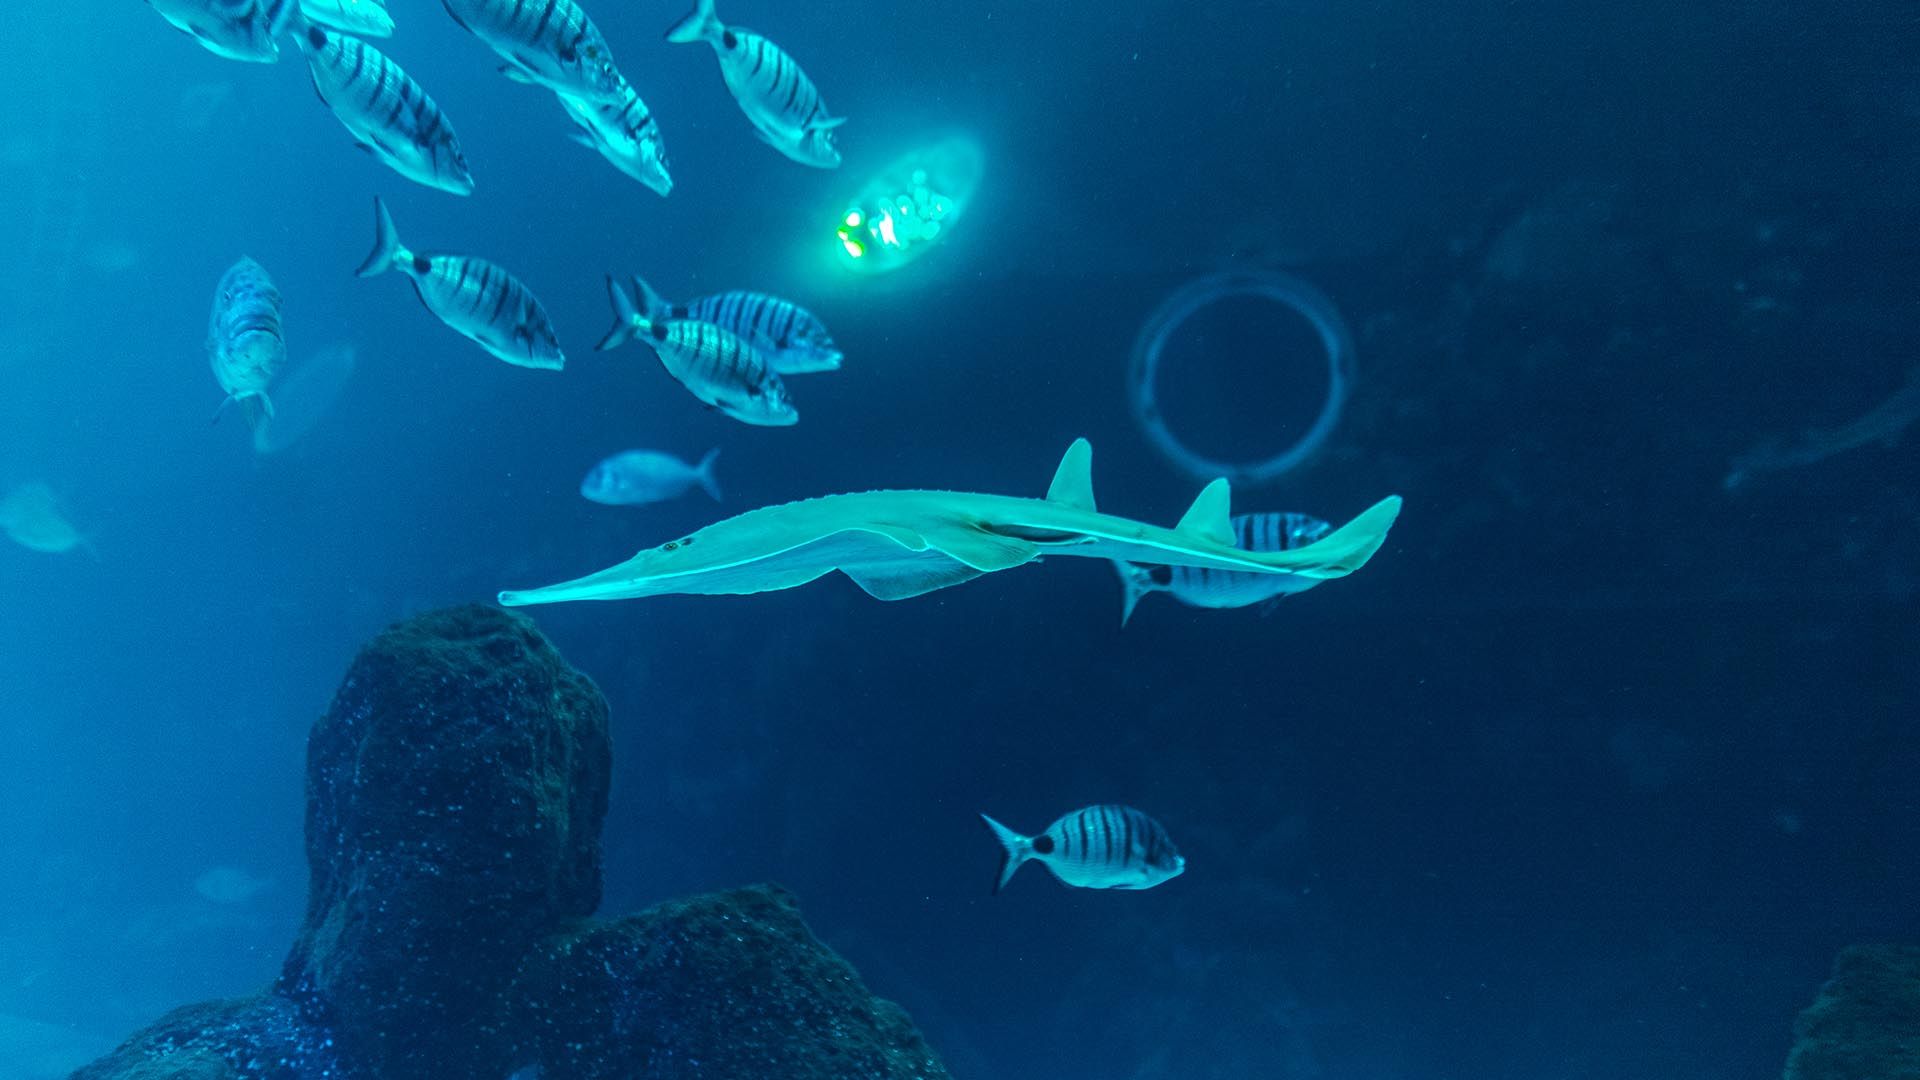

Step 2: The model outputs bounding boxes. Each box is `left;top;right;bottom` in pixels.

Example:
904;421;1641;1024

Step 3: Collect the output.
194;866;273;905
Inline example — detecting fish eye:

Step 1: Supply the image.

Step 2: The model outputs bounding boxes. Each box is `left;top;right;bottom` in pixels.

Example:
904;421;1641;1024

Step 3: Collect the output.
721;30;738;49
584;44;599;59
662;541;678;551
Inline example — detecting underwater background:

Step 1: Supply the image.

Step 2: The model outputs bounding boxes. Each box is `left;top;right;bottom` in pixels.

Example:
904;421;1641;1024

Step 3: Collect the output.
2;1;1917;1077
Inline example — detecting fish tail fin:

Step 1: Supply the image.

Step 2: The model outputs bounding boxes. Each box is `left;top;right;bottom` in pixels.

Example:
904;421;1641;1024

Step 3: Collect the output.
597;274;642;351
980;814;1033;895
664;0;721;43
355;196;404;278
630;274;671;321
696;448;723;501
1110;561;1158;627
1293;495;1404;578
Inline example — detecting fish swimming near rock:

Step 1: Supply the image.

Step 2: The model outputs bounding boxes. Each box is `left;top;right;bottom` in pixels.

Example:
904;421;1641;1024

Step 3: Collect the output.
297;25;474;196
582;448;722;506
207;256;285;428
0;484;94;557
300;0;393;36
356;197;564;371
598;275;797;426
1112;511;1332;625
673;290;841;375
146;0;297;63
498;439;1401;607
665;0;845;167
506;69;671;196
441;0;625;105
980;806;1185;893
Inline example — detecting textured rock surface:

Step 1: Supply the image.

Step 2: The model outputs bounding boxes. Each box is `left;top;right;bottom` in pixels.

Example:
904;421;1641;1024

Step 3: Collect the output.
277;605;612;1077
1784;944;1920;1080
508;884;952;1080
74;606;948;1080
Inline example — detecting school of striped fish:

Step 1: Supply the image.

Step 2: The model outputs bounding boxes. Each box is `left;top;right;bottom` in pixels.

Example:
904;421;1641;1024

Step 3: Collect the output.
124;0;1412;899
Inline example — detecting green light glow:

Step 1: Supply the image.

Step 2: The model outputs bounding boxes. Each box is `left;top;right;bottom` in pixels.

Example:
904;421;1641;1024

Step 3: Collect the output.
827;133;984;276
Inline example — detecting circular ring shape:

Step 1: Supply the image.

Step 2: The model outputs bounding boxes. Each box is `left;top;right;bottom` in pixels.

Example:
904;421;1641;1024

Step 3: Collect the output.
1128;270;1354;486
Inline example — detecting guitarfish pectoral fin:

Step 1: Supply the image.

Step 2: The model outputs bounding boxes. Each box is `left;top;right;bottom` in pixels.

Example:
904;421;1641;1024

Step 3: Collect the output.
841;555;986;600
922;524;1040;572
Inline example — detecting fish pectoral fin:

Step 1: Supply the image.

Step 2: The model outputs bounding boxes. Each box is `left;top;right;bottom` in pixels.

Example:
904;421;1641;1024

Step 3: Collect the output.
841;555;985;601
1174;477;1235;545
855;523;931;551
924;524;1039;572
1044;437;1097;511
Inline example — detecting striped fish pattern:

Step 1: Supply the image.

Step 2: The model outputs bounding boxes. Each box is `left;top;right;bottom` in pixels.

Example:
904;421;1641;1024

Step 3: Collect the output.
674;291;841;374
441;0;625;105
146;0;296;64
665;0;846;168
599;277;798;427
1113;511;1333;625
555;75;672;197
980;805;1185;893
355;198;564;371
299;0;393;37
297;26;474;197
207;256;286;429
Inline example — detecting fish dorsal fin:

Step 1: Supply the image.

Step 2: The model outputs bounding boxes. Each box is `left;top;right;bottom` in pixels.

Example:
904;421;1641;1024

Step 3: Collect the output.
1045;438;1097;511
1174;478;1235;545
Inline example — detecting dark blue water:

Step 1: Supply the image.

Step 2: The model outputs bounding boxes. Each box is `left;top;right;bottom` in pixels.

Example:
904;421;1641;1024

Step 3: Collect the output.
2;2;1916;1077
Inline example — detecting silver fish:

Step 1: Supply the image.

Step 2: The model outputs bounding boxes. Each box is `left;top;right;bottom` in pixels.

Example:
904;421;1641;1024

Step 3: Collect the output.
981;806;1185;893
442;0;624;105
207;256;285;428
673;291;840;374
147;0;296;63
581;448;722;506
300;0;394;37
598;276;797;427
665;0;844;166
508;69;670;197
356;198;564;371
298;25;474;197
1113;511;1332;624
0;483;94;557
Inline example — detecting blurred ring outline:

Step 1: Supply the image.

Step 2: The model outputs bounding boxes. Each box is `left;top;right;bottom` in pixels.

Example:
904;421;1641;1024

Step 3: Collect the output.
1128;270;1354;486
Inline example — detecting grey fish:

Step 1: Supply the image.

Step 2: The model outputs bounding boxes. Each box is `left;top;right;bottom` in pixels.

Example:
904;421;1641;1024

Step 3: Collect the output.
442;0;624;105
0;483;94;557
207;256;285;428
147;0;297;63
505;68;670;196
598;276;797;427
1112;511;1332;624
300;0;393;37
665;0;844;167
581;448;722;506
981;805;1185;893
673;291;840;374
297;25;474;196
356;197;564;371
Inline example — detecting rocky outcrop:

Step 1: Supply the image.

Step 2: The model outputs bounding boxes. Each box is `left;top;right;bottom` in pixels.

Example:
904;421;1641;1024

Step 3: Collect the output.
75;606;948;1080
1784;945;1920;1080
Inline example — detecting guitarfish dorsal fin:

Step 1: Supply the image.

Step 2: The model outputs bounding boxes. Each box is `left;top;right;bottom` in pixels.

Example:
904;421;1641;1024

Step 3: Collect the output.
1174;478;1235;545
1045;438;1096;511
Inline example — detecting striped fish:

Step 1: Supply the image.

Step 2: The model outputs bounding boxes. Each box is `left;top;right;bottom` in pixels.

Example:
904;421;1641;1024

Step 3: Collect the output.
665;0;846;168
980;806;1185;894
299;0;393;37
673;291;840;375
1113;511;1332;625
147;0;297;63
441;0;624;105
297;26;474;197
550;75;672;197
355;198;564;371
207;257;286;429
598;276;798;427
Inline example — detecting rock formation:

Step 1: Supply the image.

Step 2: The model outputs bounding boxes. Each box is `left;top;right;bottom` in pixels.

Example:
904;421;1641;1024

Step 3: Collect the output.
1783;944;1920;1080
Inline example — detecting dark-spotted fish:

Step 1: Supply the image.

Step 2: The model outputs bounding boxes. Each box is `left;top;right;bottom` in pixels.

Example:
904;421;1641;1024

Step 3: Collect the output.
598;276;797;426
147;0;297;63
665;0;845;167
980;806;1185;893
207;256;285;428
298;25;474;196
442;0;624;105
356;197;564;371
673;291;840;375
1112;511;1333;625
300;0;393;36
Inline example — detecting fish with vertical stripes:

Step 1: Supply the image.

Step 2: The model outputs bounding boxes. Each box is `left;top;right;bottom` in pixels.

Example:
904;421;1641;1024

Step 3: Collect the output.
207;256;286;429
297;25;474;196
672;290;841;374
980;805;1185;893
664;0;846;168
299;0;393;37
1112;511;1333;625
511;70;671;197
441;0;624;104
355;197;564;371
147;0;297;63
598;276;797;426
